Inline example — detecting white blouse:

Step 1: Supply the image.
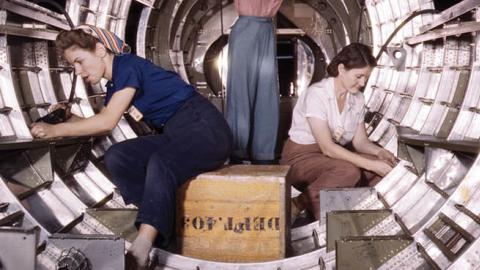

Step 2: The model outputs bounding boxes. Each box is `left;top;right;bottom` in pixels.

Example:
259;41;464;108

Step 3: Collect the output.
289;77;366;146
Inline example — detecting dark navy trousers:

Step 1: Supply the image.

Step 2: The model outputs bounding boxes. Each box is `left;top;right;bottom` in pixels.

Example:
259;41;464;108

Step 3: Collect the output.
104;92;232;246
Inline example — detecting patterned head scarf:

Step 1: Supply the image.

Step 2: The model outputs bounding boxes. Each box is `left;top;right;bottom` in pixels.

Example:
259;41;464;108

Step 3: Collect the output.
76;24;130;54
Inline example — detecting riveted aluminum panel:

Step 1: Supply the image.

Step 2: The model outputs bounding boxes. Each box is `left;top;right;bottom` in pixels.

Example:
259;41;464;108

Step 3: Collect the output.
319;187;379;225
327;210;393;252
85;208;138;242
364;214;403;236
378;243;431;269
336;236;413;270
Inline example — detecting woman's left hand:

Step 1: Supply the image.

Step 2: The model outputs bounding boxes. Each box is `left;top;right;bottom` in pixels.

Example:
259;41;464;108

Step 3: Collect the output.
377;149;396;167
30;122;57;139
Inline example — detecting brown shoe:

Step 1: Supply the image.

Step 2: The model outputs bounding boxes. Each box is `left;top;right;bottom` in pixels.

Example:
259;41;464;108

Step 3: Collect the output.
291;196;305;223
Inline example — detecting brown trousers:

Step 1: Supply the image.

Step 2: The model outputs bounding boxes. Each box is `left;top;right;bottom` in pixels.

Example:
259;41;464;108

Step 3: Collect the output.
280;139;381;220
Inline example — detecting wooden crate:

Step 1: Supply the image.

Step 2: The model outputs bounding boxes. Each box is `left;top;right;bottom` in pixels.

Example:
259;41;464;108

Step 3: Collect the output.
176;165;290;262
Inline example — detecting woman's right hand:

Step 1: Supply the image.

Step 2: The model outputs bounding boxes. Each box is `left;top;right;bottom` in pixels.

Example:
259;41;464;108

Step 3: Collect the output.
49;103;72;119
368;160;393;177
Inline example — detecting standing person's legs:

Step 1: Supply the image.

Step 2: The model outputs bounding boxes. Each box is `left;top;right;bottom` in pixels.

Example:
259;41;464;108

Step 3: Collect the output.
251;20;279;162
226;17;260;161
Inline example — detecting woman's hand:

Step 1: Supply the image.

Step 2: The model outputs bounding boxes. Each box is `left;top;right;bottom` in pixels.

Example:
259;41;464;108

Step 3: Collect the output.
368;159;393;177
377;149;396;167
30;122;58;139
49;103;72;119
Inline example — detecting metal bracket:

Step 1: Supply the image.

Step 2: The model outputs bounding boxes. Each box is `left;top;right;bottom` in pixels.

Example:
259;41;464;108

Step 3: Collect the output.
398;142;425;176
423;213;474;261
386;47;406;71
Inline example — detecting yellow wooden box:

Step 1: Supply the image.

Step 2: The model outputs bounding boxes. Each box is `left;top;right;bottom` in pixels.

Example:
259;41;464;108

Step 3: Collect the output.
176;165;290;262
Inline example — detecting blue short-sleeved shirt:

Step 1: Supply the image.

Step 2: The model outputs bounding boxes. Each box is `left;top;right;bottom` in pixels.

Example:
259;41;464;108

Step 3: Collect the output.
105;54;195;128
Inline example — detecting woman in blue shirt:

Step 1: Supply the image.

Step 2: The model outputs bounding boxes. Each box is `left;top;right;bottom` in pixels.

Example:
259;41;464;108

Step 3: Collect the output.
30;26;232;268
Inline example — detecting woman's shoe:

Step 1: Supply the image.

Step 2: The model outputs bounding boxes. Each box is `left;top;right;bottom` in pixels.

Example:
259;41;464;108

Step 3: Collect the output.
291;196;305;224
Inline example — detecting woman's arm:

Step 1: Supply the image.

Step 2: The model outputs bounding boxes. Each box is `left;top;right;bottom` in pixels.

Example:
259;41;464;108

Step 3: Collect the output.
67;113;85;123
308;117;393;176
30;87;135;138
352;122;396;166
351;122;383;155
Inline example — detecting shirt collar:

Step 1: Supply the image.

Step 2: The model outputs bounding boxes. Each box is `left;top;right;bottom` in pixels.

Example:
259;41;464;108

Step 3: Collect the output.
327;77;357;113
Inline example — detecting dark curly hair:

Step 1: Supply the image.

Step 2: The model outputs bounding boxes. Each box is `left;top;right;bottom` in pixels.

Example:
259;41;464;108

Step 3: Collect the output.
326;43;376;77
55;29;97;53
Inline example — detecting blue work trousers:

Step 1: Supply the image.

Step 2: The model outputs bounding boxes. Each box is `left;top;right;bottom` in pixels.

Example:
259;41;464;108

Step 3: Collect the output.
226;16;280;161
104;92;232;247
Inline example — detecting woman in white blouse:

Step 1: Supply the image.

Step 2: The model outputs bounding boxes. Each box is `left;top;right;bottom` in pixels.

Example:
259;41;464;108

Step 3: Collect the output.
280;43;396;220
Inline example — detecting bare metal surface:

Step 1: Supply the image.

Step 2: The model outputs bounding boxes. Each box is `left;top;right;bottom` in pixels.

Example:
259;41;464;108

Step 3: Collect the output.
419;0;480;33
0;227;37;270
3;0;480;269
